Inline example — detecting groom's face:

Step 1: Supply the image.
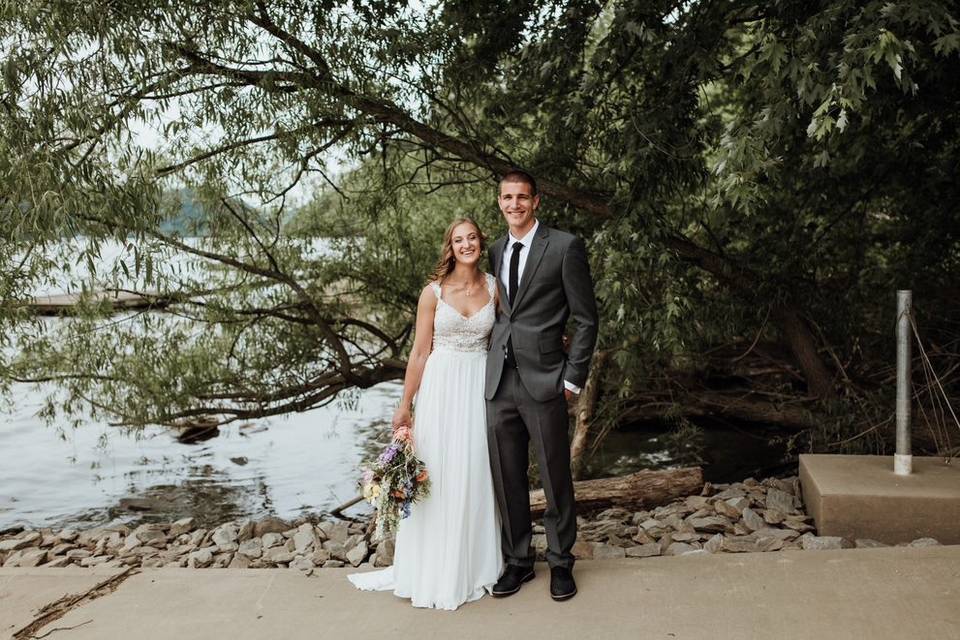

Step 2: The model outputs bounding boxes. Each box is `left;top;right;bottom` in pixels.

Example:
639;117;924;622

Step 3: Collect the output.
498;180;540;236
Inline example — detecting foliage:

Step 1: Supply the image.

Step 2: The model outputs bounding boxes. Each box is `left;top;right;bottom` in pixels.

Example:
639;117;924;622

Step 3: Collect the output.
0;0;958;450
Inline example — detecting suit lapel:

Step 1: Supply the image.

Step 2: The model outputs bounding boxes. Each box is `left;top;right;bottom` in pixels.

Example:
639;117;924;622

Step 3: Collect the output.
510;224;549;314
490;236;510;315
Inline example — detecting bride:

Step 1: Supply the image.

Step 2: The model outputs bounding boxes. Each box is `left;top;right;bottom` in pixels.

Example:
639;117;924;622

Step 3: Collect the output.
348;217;503;610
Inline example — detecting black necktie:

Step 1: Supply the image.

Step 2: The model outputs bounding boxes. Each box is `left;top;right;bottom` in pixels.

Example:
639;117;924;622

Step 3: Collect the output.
508;241;523;304
505;241;523;367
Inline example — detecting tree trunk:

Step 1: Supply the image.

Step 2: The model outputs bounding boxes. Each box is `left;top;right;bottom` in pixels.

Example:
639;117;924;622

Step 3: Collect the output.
529;467;703;517
776;305;835;398
570;350;608;480
621;390;819;431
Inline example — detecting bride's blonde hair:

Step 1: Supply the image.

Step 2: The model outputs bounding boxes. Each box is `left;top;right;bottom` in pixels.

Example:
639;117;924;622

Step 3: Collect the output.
429;217;487;284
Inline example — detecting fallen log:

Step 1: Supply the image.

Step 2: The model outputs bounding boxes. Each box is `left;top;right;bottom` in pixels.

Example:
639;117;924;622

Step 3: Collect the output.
529;466;703;518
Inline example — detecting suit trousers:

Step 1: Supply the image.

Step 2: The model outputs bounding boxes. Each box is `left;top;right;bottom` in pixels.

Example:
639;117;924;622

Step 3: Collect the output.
486;365;576;569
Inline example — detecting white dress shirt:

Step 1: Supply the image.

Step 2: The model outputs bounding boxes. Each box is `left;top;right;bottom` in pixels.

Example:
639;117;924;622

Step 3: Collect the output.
500;219;581;395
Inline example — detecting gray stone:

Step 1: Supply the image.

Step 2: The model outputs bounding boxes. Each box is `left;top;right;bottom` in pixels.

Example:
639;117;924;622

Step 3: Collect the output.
671;531;700;542
703;533;724;553
685;496;711;510
0;537;34;552
909;538;941;548
766;488;798;514
253;517;290;538
854;538;889;549
42;557;73;568
800;536;854;551
66;549;92;560
753;527;799;541
212;552;233;568
58;529;79;542
170;517;195;537
310;549;332;565
591;543;626;559
188;548;214;568
373;539;394;567
228;554;252;569
293;528;319;553
713;500;741;519
212;525;239;548
238;538;263;559
664;542;695;556
264;547;295;564
79;555;112;568
756;537;785;552
722;536;760;553
763;508;786;524
262;533;284;549
18;548;48;567
323;540;348;562
625;544;661;558
291;555;315;571
237;520;255;542
741;507;766;532
689;516;730;533
322;560;345;568
346;541;369;567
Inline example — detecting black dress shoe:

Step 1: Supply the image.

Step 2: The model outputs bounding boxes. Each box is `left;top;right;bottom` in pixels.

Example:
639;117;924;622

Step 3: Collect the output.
550;566;577;601
491;564;535;597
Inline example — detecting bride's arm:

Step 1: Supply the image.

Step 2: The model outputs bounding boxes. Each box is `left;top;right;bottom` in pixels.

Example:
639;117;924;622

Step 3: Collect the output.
393;284;437;433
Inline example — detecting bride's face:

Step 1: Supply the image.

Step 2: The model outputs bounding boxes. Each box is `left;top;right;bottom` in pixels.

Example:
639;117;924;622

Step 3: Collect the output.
450;222;482;267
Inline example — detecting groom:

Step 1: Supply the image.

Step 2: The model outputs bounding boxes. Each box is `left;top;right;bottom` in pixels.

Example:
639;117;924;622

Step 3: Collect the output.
485;169;598;601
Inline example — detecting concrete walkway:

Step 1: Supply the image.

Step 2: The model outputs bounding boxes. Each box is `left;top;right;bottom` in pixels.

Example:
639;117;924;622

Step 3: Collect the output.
3;546;959;640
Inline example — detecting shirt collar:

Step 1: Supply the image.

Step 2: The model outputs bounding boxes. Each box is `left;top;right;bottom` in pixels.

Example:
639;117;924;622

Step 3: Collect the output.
508;218;539;249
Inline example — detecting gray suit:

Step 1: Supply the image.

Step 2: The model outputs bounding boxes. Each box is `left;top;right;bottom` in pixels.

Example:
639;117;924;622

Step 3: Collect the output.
485;223;599;569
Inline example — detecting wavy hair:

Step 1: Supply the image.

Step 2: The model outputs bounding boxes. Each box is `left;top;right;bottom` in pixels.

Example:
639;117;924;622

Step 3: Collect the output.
429;217;487;284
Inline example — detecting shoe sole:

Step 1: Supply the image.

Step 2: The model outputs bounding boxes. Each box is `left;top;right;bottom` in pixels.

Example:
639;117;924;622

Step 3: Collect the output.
551;586;577;601
490;571;535;597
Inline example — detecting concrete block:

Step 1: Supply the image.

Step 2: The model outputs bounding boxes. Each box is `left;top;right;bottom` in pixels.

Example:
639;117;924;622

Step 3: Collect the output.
800;454;960;544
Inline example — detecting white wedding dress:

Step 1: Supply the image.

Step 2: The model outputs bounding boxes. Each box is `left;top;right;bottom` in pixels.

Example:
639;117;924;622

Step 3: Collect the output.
348;273;503;610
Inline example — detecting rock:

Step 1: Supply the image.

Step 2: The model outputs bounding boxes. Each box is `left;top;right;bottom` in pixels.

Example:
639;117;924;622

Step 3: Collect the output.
0;537;34;552
19;549;48;567
228;554;251;569
741;507;766;532
188;529;207;546
293;527;319;554
713;500;742;519
237;520;255;543
346;541;369;567
855;539;889;549
40;534;58;547
756;537;785;552
671;531;700;542
373;539;394;567
129;524;167;547
212;525;239;548
264;548;295;564
323;540;348;562
322;560;345;568
58;529;79;542
753;527;799;541
217;542;239;553
262;533;284;549
713;487;746;501
47;543;77;559
689;516;730;533
291;556;315;571
80;555;113;567
253;517;290;538
664;542;695;556
800;536;854;551
323;521;350;544
66;549;93;560
3;551;24;567
722;536;760;553
311;549;332;565
766;488;798;514
170;518;195;537
142;557;165;568
909;538;941;547
762;508;786;524
188;549;214;568
238;539;263;559
42;557;73;568
212;553;233;568
625;544;661;558
591;543;626;559
572;540;594;560
631;529;655;545
685;496;710;510
703;533;724;553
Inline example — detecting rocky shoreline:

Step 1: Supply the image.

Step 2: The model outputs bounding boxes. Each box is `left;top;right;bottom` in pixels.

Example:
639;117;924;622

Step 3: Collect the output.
0;475;941;573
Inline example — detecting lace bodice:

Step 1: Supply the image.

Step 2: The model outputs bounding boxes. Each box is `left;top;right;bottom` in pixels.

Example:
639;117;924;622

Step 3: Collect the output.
431;273;496;354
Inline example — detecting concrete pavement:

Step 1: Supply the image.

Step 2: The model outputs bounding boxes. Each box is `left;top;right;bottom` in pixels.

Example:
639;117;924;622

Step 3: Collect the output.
3;546;960;639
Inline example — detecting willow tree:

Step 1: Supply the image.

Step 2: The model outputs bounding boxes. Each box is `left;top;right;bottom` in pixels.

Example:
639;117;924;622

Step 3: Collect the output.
1;1;958;450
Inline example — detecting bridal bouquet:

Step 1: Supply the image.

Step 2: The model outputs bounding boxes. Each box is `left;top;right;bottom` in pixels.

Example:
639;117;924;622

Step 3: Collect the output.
360;425;431;538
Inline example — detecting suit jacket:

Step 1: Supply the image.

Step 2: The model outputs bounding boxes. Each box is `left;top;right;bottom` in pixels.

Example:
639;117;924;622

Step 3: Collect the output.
485;223;599;402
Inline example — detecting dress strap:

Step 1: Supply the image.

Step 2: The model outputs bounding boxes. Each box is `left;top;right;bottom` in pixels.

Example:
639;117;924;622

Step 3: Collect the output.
430;281;442;302
485;272;496;297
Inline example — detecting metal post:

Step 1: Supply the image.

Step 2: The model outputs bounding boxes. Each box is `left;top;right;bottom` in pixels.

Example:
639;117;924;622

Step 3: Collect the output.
894;290;912;475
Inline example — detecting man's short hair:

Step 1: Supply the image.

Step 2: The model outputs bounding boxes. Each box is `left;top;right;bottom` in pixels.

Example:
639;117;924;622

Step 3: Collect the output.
499;169;538;196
